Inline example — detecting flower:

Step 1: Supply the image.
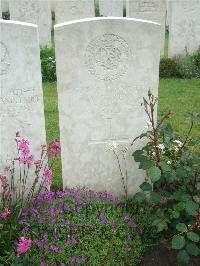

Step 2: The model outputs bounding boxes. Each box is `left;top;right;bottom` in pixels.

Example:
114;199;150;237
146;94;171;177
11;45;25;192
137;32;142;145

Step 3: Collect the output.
17;237;31;257
43;166;52;187
0;207;10;218
48;140;61;158
167;160;172;165
157;144;165;150
19;155;33;164
0;175;8;184
173;140;183;147
4;190;11;198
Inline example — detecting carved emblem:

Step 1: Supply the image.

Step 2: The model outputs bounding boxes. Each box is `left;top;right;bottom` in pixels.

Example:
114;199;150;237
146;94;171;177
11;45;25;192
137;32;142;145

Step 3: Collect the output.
85;34;131;81
0;42;10;75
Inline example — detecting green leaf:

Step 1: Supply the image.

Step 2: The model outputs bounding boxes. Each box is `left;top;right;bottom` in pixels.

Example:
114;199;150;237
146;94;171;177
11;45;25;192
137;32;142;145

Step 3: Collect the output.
177;250;190;265
172;211;180;219
133;192;145;203
132;150;144;162
186;243;200;256
174;202;185;212
159;161;171;172
139;182;152;191
187;232;200;243
147;166;161;183
150;192;160;205
197;182;200;191
176;223;187;233
166;173;174;183
185;201;198;215
172;236;185;250
139;160;154;170
152;218;168;232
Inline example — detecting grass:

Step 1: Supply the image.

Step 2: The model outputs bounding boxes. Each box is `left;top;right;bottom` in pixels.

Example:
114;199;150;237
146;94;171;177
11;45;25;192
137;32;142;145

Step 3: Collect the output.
43;78;200;188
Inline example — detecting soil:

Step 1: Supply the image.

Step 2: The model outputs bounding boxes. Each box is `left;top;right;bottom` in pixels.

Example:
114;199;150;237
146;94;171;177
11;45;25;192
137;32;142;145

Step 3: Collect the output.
139;245;200;266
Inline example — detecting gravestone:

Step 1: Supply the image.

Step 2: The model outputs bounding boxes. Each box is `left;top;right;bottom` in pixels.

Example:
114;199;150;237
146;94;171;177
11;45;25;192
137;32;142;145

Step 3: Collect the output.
99;0;124;17
9;0;52;47
126;0;166;57
169;0;200;57
55;17;161;196
1;0;8;12
55;0;95;24
0;20;46;186
0;1;2;18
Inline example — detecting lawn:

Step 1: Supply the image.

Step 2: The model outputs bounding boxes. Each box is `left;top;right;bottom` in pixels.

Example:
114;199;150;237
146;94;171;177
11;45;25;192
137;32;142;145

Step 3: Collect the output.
43;78;200;188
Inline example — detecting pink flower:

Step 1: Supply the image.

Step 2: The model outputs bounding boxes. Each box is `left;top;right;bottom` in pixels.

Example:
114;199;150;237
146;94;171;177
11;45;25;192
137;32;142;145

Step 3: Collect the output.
43;167;52;188
48;140;61;158
0;175;8;184
4;191;12;198
18;140;30;156
17;237;31;257
0;207;10;218
44;167;52;179
19;155;33;164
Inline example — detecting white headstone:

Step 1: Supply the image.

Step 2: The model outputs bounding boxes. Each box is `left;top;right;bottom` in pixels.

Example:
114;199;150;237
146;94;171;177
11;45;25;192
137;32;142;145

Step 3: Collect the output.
1;0;8;12
9;0;52;47
55;0;95;24
166;0;170;27
0;1;2;18
0;20;46;184
169;0;200;58
126;0;166;57
55;17;161;196
99;0;124;17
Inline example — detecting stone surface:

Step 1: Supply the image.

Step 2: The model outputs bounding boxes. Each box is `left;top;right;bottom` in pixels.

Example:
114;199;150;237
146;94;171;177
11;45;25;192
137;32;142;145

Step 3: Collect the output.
0;20;46;185
9;0;52;47
1;0;8;12
169;0;200;57
55;0;95;24
0;1;2;18
99;0;124;17
55;17;160;196
126;0;166;57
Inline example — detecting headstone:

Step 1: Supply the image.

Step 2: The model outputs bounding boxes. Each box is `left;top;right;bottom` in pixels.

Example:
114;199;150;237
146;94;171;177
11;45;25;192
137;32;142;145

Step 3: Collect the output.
1;0;8;12
55;17;161;196
166;0;170;27
55;0;95;24
99;0;124;17
9;0;52;47
0;1;2;18
126;0;166;57
51;0;55;12
0;20;46;186
169;0;200;58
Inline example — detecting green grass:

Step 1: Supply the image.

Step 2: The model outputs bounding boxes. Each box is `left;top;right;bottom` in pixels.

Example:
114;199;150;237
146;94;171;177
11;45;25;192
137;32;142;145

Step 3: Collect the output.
43;79;200;188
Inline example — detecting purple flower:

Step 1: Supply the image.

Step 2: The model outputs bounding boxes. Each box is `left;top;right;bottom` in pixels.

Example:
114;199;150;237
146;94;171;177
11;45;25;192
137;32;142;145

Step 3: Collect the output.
39;218;45;224
124;215;130;222
63;204;70;211
99;210;106;224
21;226;29;232
70;256;76;266
30;209;38;217
50;244;60;253
77;223;82;230
88;223;93;228
49;208;56;216
40;232;48;239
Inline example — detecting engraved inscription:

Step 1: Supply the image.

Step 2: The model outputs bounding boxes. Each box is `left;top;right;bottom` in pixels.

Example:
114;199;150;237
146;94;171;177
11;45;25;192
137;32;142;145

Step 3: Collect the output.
85;34;131;81
138;1;158;12
0;88;41;118
89;117;129;145
0;42;10;75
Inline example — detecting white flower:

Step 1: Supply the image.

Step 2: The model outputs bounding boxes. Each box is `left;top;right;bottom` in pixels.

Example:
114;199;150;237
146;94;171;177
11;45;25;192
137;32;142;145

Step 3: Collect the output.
152;151;156;156
107;141;119;151
145;121;152;130
167;160;172;165
157;144;165;150
173;140;183;147
174;146;179;152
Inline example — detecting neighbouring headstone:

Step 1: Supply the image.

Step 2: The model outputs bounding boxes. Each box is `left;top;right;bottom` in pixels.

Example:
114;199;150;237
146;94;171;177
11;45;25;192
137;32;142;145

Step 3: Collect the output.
166;0;170;27
169;0;200;57
99;0;124;17
0;1;2;18
0;20;46;185
126;0;166;57
9;0;52;47
55;0;95;24
55;17;161;196
1;0;8;12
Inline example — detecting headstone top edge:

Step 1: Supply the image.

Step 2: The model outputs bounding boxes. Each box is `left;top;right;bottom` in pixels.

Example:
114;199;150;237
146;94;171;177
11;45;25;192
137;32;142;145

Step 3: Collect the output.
54;17;160;30
0;18;38;29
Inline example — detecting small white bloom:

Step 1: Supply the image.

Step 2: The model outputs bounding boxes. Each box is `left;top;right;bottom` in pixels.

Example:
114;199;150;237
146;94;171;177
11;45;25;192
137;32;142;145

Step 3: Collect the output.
167;160;171;165
152;151;156;156
174;146;179;152
157;144;165;150
107;141;119;151
173;140;183;147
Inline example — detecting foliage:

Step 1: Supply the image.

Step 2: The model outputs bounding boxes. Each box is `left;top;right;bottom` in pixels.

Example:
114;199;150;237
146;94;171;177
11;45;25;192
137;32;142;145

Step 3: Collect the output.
14;189;143;265
132;91;200;265
2;11;10;20
0;134;60;265
160;51;200;79
159;58;180;78
40;48;57;82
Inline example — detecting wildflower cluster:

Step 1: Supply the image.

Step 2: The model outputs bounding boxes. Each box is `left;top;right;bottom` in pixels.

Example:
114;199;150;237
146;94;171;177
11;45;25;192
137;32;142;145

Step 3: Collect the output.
132;91;200;265
17;189;143;265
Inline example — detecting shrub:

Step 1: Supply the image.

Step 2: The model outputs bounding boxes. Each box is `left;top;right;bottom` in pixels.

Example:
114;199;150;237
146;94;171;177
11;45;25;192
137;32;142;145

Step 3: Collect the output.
40;48;57;82
159;58;180;78
132;91;200;265
159;51;200;79
15;189;143;265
